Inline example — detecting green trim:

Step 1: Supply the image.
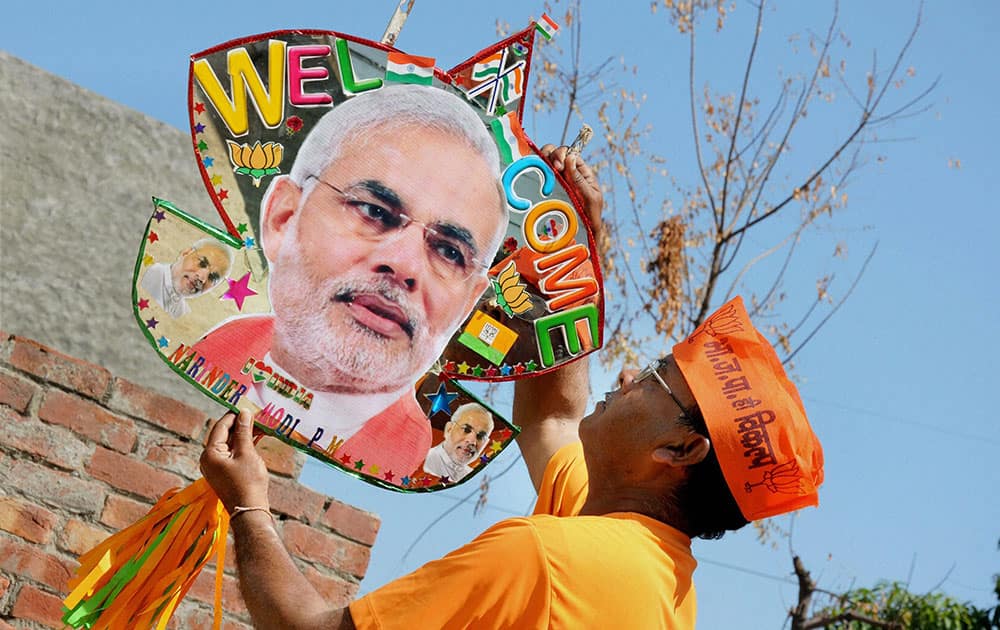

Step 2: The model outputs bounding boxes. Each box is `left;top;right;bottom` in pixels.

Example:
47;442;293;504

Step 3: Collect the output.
458;332;505;365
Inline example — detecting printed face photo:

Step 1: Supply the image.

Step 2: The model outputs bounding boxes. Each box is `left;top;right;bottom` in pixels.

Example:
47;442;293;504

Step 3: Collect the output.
188;81;508;484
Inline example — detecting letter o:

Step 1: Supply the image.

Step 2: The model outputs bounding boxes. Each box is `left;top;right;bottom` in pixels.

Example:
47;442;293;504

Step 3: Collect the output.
524;199;578;253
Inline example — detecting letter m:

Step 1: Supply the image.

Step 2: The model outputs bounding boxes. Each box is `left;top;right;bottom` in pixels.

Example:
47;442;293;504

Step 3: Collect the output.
192;40;287;136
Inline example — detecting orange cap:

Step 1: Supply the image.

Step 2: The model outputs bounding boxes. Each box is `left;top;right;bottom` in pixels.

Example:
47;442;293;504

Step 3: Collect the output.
672;297;824;521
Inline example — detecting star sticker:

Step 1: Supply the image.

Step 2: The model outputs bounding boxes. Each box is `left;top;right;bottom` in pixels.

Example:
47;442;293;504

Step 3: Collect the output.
142;254;154;266
152;210;166;222
444;360;457;373
147;231;159;244
369;464;381;475
457;361;470;375
145;317;159;329
401;476;411;486
194;102;206;114
354;459;365;470
424;383;459;416
439;476;451;484
237;223;248;234
471;365;484;377
500;364;513;376
194;122;205;133
489;440;503;455
514;363;526;375
197;140;208;152
137;298;149;310
217;189;229;201
244;237;255;248
479;455;489;464
383;470;394;482
202;156;214;167
525;359;538;372
211;174;223;186
485;366;499;377
220;272;258;310
157;336;169;348
339;453;352;465
498;428;513;440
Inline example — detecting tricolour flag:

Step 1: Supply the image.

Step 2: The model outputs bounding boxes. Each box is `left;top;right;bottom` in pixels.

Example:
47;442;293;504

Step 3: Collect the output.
385;52;435;85
472;52;503;82
458;311;518;365
535;13;559;40
490;112;531;165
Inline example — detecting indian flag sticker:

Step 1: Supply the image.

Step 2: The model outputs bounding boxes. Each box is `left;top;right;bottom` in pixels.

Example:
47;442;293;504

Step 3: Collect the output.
535;13;559;41
385;52;435;86
490;112;531;166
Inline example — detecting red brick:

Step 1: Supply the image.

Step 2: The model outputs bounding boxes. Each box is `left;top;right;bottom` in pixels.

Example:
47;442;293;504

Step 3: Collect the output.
58;519;110;556
0;536;76;591
303;566;359;608
268;477;326;523
168;604;252;630
321;499;380;546
0;574;10;598
100;494;152;529
9;336;111;400
188;567;246;615
8;458;106;515
0;369;39;413
143;434;201;478
0;620;15;630
257;436;304;478
0;497;58;544
1;407;93;470
38;389;137;453
87;446;184;500
109;377;209;439
12;584;66;628
282;521;371;578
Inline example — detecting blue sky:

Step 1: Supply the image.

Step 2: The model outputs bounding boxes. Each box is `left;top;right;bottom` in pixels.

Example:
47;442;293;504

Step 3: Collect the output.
3;1;997;627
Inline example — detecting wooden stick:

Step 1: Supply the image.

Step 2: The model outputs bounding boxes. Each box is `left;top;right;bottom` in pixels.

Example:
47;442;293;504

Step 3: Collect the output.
381;0;416;46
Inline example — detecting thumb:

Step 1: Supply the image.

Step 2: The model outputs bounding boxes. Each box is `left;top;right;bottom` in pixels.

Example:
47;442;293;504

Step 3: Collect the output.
231;409;257;456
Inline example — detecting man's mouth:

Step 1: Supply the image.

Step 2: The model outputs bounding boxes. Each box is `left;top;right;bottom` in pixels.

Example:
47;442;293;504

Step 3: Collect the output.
459;444;477;458
336;292;414;339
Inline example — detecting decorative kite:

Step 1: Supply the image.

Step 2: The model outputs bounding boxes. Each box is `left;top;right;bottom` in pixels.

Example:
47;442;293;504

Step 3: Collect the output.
65;13;604;629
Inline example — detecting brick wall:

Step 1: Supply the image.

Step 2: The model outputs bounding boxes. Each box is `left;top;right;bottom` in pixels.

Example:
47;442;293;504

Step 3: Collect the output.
0;332;380;629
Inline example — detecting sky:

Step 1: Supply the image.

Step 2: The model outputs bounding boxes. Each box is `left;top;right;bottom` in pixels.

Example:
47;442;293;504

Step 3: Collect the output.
3;1;998;627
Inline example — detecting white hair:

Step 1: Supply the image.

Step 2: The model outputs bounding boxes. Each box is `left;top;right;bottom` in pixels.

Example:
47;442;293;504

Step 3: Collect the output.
189;238;234;270
289;83;502;185
449;402;495;429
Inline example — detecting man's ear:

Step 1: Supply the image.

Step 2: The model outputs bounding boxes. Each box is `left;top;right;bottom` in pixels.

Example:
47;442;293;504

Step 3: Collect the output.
260;176;302;263
652;435;711;468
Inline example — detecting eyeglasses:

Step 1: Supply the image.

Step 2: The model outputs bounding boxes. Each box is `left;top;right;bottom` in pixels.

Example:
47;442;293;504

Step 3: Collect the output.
459;423;490;442
634;359;691;422
196;256;224;288
306;176;489;282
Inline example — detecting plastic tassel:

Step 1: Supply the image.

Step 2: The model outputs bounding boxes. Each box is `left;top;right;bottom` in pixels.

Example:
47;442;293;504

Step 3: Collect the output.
62;477;230;629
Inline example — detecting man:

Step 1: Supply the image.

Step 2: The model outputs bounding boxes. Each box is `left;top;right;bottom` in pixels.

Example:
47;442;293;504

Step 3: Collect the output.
200;146;824;629
140;238;232;318
194;84;508;477
423;402;495;482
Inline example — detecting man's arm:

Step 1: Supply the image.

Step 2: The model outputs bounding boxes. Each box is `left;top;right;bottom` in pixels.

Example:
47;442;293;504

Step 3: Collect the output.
514;144;605;491
200;412;355;630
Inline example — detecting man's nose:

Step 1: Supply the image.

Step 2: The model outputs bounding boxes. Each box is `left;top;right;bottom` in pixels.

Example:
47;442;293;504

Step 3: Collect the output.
371;225;425;290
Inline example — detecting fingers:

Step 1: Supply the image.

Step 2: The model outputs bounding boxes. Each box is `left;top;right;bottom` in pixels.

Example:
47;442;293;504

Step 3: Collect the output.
231;410;257;456
205;412;237;448
617;368;638;389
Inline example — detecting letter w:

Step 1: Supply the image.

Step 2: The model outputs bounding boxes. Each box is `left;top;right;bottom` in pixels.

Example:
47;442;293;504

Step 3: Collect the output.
192;40;287;137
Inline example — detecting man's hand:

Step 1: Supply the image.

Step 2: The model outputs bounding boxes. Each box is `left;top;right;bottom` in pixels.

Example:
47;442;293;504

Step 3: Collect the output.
539;143;605;245
200;411;269;513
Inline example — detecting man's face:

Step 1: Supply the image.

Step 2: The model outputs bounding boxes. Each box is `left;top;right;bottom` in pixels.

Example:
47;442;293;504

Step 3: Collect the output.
579;356;698;478
443;410;493;465
172;246;230;296
265;124;504;393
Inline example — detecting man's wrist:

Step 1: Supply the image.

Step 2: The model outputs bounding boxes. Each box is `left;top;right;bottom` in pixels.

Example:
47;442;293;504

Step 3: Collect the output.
230;507;278;537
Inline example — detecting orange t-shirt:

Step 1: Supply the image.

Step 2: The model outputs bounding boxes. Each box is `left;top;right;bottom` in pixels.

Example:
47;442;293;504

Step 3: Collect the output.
350;442;698;629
